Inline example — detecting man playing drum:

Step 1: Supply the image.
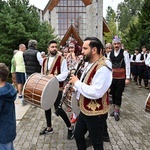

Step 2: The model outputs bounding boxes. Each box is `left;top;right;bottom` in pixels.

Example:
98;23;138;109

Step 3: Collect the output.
40;40;74;140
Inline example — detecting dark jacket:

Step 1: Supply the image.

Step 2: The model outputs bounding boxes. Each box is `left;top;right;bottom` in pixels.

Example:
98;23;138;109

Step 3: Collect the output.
23;47;41;75
0;82;17;144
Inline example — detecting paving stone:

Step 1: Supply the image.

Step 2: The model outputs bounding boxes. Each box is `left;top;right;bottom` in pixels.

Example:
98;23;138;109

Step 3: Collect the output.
14;82;150;150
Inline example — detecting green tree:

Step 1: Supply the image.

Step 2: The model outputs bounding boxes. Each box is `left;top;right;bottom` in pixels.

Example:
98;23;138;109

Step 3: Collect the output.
117;0;142;32
122;0;150;52
138;0;150;49
104;6;117;43
36;22;59;52
0;0;6;10
0;0;58;67
123;23;141;52
105;6;116;23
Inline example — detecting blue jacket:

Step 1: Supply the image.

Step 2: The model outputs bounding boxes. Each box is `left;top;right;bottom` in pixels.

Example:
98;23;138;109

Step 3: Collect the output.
0;82;17;144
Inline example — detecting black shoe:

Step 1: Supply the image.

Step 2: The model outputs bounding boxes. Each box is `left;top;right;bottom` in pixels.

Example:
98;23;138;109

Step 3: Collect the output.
85;135;92;148
67;126;74;140
18;95;22;99
110;112;114;116
39;127;53;135
114;112;120;121
145;86;149;89
103;136;110;142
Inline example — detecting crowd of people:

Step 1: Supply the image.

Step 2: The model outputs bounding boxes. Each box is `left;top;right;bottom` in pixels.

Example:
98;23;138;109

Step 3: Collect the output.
0;36;149;150
130;46;150;89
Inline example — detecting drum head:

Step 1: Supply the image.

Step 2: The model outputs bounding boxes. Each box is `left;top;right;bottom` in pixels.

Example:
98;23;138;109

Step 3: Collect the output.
71;92;80;115
41;77;59;110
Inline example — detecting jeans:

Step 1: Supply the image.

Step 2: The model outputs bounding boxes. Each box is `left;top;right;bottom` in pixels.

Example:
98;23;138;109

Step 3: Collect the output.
74;112;107;150
0;142;14;150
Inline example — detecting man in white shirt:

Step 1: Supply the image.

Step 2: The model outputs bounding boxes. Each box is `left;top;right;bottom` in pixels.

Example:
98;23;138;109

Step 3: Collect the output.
40;40;74;140
109;36;130;121
145;53;150;67
69;37;112;150
130;48;141;84
145;53;150;80
138;46;149;88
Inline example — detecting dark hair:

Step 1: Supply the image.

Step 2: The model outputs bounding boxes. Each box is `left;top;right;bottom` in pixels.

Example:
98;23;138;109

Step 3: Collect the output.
48;40;57;47
0;63;9;82
135;47;139;51
142;45;146;49
84;37;104;55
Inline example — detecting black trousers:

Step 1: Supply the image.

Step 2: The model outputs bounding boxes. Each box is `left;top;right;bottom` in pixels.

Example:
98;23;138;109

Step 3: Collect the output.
132;64;138;82
45;91;71;128
138;65;149;86
74;112;107;150
103;113;109;137
111;79;125;107
148;67;150;79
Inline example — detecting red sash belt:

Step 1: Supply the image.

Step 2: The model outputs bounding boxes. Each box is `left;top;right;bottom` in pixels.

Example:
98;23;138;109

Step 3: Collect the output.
138;62;145;66
132;62;139;65
113;68;125;79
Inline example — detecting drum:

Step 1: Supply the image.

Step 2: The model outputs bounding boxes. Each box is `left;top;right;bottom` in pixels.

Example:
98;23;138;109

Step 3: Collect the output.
63;89;72;109
145;93;150;112
71;92;80;115
63;90;80;115
23;73;59;110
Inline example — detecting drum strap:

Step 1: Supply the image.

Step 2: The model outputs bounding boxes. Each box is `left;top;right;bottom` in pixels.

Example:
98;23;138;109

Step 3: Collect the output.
43;55;63;75
43;55;64;89
42;57;47;74
46;57;49;75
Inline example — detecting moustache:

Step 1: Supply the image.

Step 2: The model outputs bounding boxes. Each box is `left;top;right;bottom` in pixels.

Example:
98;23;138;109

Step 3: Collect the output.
114;46;119;48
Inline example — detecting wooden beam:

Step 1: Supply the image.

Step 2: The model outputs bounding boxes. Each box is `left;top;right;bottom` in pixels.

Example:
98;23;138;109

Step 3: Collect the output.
82;0;92;6
103;18;110;33
43;0;60;15
60;25;83;47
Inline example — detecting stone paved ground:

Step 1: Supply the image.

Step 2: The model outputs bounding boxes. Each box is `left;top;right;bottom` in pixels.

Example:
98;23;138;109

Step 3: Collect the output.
14;82;150;150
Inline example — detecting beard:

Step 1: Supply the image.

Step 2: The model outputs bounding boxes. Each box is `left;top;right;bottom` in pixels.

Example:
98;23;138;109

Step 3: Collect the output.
83;51;92;62
50;50;57;56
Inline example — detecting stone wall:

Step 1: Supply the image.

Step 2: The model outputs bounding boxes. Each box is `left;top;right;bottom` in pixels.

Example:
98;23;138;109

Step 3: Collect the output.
86;0;103;42
36;8;43;23
43;10;51;24
50;7;58;36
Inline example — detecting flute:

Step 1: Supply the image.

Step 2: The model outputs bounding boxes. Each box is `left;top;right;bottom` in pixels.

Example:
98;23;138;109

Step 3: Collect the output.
55;59;84;116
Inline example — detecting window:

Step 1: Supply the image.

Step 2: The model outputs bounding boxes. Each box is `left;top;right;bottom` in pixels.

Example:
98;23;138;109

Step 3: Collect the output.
57;0;86;39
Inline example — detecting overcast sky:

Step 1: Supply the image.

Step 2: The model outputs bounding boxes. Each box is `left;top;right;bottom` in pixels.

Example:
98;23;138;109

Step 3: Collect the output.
29;0;124;17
